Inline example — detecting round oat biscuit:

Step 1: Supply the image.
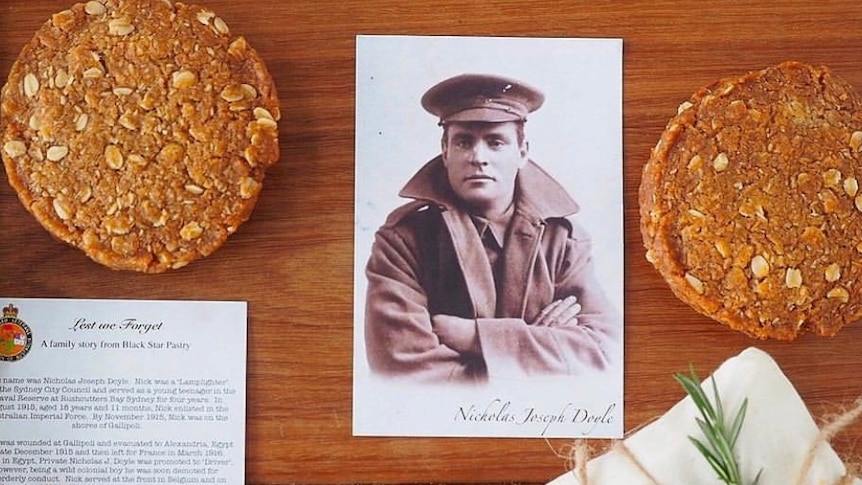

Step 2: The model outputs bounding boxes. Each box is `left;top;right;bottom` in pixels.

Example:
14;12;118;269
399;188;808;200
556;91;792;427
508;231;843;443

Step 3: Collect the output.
0;0;279;272
640;61;862;340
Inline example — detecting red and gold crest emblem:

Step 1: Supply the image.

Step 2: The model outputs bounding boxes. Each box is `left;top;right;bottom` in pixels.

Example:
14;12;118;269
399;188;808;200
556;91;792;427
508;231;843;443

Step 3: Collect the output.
0;304;32;362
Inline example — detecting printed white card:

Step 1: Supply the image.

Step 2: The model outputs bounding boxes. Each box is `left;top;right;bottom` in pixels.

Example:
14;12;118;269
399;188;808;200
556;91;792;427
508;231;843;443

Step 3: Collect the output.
353;35;624;438
0;298;247;484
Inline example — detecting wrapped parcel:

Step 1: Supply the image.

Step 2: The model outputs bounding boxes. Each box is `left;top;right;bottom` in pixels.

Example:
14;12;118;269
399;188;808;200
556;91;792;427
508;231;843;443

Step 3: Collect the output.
548;347;861;485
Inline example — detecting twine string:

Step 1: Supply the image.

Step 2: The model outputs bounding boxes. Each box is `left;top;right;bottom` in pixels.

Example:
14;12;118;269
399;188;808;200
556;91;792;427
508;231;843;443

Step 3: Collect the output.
572;440;589;485
798;398;862;485
568;439;663;485
836;473;855;485
614;441;664;485
567;398;862;485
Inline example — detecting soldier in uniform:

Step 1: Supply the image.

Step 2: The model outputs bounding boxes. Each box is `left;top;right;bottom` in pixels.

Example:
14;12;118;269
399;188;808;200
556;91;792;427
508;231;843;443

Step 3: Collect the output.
364;73;620;383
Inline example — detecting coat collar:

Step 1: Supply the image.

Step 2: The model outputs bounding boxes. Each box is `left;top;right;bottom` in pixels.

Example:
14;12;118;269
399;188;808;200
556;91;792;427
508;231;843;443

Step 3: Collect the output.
398;155;579;219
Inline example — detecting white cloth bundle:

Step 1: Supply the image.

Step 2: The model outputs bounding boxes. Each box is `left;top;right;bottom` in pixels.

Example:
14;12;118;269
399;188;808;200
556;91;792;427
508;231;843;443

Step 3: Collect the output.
547;347;861;485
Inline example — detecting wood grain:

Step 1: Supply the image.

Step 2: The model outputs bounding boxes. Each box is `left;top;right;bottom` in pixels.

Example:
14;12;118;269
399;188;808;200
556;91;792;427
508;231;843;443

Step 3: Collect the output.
3;1;862;483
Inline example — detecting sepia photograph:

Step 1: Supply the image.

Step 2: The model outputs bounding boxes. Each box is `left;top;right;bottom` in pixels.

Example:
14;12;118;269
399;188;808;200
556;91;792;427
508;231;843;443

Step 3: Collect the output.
353;35;623;438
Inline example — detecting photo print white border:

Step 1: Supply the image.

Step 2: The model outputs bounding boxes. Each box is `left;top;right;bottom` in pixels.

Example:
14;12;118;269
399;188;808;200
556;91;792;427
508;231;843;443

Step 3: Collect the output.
353;35;624;438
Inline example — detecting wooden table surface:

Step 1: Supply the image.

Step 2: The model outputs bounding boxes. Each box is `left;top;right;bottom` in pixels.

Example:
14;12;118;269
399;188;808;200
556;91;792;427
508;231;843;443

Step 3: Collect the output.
4;1;862;483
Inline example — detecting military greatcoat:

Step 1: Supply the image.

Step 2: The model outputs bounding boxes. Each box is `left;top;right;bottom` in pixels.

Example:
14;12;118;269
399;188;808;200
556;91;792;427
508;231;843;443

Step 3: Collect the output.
364;156;620;382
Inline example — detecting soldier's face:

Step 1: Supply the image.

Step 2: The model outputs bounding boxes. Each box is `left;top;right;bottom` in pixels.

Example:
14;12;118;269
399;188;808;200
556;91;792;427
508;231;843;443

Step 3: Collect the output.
441;121;528;215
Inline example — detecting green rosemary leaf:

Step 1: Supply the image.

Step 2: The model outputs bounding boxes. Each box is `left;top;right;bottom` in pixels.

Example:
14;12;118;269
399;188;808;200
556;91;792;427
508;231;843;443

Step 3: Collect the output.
688;435;720;465
711;430;738;478
711;376;725;427
674;366;762;485
695;417;741;484
752;469;763;485
688;437;731;482
728;398;749;448
674;370;715;422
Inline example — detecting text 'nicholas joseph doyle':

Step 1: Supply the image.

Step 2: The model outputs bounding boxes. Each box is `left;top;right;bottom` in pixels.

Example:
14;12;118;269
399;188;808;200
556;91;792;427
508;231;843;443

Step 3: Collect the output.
455;398;616;434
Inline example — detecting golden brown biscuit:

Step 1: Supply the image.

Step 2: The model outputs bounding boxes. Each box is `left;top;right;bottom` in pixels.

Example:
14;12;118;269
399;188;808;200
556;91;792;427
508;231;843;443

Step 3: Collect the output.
1;0;280;272
640;61;862;340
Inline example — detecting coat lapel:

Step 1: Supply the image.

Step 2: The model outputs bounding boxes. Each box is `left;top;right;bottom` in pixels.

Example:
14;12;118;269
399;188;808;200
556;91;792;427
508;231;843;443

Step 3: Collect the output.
496;213;540;317
441;210;497;318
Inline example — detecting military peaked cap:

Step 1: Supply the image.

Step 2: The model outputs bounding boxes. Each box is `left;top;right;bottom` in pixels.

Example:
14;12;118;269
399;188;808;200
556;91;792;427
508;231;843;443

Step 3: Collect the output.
421;73;545;125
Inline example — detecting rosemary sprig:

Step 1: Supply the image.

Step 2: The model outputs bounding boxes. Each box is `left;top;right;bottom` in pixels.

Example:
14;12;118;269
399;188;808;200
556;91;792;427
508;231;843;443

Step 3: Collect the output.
674;366;763;485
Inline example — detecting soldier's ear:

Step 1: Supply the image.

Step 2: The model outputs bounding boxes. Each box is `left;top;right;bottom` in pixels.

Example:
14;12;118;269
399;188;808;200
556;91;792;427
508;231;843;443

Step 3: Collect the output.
519;141;529;167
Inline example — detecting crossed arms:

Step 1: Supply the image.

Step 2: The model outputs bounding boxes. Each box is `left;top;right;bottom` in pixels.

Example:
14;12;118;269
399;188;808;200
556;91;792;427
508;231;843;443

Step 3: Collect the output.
364;223;620;382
